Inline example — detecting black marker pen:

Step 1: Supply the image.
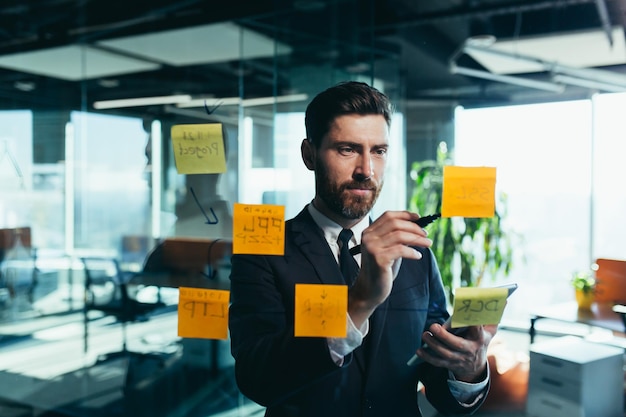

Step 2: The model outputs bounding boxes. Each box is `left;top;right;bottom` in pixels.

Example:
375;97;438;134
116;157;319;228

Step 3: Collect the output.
413;213;441;228
349;213;441;256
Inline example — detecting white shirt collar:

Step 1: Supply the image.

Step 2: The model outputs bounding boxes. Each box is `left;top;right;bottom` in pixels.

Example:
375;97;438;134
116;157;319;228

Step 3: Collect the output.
307;202;402;276
307;202;369;248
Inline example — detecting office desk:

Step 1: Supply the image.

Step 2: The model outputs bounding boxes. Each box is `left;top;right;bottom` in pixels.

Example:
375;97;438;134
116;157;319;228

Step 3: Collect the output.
128;238;233;376
131;238;232;290
127;271;233;375
530;301;626;344
129;271;228;290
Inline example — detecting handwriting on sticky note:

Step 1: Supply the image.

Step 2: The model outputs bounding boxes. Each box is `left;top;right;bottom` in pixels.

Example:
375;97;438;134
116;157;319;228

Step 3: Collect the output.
295;284;347;338
171;123;226;174
233;203;285;255
178;287;229;339
451;287;508;328
441;166;496;218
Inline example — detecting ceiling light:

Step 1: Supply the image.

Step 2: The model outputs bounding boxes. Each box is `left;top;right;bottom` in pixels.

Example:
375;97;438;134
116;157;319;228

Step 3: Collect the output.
466;27;626;75
93;94;191;109
451;64;565;93
0;45;159;81
176;97;240;108
14;81;36;92
453;29;626;94
176;94;308;109
97;22;291;67
552;74;626;93
98;79;120;88
243;94;308;107
549;65;626;89
465;35;497;48
345;62;371;74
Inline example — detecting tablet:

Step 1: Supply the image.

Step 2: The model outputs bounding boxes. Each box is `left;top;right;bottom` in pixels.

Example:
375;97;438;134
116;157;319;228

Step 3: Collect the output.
406;283;518;366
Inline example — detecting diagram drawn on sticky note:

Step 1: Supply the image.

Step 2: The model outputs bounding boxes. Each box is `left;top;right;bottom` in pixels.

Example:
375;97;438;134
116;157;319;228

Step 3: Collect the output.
178;287;229;340
171;123;226;174
295;283;347;338
450;286;508;328
441;166;496;218
233;203;285;255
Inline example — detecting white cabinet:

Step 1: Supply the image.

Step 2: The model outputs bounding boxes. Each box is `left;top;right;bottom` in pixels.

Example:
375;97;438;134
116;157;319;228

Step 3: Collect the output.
527;336;624;417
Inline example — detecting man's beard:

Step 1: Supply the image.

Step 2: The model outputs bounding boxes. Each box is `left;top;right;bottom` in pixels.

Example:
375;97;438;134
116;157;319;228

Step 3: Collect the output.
315;163;383;220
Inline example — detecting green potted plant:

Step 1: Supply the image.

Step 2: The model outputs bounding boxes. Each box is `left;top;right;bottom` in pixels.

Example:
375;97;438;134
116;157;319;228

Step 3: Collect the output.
409;141;517;303
572;271;595;310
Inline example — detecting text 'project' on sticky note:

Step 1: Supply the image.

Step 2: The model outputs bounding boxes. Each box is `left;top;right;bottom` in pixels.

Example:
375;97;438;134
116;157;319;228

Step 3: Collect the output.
451;286;508;328
178;287;229;340
294;283;348;338
171;123;226;174
441;166;496;218
233;203;285;255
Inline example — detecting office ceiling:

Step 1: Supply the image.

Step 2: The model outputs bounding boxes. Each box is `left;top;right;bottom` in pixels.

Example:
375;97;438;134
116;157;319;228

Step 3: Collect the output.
0;0;625;119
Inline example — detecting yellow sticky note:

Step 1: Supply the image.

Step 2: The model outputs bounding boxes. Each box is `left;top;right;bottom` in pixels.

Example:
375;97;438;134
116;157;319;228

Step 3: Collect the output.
295;284;347;338
233;203;285;255
171;123;226;174
451;287;508;328
177;287;229;339
441;166;496;218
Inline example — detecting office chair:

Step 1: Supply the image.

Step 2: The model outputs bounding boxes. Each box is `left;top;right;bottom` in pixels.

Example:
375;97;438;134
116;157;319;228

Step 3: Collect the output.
81;256;165;361
0;227;38;312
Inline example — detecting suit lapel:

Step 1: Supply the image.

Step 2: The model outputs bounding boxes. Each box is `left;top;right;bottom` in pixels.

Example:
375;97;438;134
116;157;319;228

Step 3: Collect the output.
289;207;345;286
289;208;388;376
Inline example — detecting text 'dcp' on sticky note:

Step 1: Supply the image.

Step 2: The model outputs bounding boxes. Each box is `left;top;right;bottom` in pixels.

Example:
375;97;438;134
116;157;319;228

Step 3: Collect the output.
178;287;230;340
441;166;496;218
233;203;285;255
171;123;226;174
451;287;508;328
295;284;347;338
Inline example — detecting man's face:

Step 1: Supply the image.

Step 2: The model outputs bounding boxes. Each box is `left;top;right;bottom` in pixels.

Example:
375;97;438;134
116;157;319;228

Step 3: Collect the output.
308;114;389;225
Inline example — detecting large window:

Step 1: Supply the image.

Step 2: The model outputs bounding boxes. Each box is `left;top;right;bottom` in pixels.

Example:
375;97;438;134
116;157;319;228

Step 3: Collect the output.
454;93;626;323
592;93;626;259
72;111;152;252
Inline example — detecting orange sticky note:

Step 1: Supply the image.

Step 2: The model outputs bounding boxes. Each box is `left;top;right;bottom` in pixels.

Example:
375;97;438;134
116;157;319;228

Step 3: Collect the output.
294;284;347;338
233;203;285;255
171;123;226;174
441;166;496;218
177;287;229;339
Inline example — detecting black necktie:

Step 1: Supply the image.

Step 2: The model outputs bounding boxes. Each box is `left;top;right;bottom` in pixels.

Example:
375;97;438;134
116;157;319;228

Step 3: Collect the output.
338;229;359;286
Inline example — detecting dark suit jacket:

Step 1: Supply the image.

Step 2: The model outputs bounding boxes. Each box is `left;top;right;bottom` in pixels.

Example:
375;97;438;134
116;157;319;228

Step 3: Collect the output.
229;207;488;417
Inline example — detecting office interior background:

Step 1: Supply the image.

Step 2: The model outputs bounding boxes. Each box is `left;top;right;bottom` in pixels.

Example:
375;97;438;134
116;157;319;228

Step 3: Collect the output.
1;0;625;416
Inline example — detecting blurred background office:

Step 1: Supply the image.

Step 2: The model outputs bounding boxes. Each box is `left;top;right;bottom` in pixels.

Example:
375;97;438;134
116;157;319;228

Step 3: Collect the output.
1;1;625;416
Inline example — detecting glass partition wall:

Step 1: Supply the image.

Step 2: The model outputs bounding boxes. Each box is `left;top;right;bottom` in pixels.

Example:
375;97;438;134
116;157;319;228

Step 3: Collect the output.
0;2;404;416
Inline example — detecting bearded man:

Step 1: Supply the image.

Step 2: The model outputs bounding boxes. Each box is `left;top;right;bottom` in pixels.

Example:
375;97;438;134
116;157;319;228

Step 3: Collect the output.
228;81;495;417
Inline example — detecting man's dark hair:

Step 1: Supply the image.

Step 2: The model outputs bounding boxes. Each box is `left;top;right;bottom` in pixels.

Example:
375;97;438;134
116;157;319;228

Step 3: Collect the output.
305;81;394;147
